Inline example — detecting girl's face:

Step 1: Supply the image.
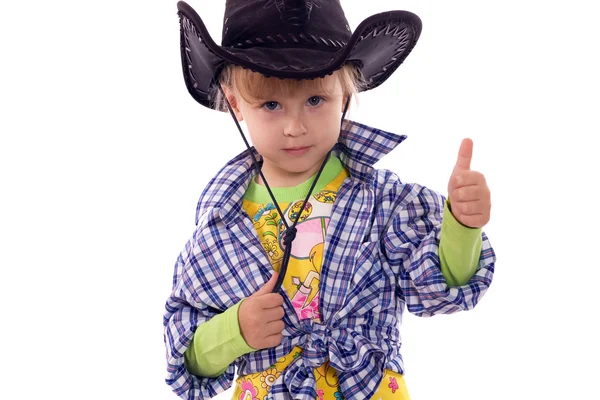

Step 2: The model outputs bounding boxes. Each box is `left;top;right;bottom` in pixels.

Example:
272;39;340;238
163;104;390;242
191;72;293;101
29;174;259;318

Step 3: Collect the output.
225;72;347;187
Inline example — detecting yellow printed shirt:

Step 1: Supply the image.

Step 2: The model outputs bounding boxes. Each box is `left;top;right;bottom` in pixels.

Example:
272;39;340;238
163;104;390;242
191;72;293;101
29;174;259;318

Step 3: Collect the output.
238;155;411;399
242;156;346;322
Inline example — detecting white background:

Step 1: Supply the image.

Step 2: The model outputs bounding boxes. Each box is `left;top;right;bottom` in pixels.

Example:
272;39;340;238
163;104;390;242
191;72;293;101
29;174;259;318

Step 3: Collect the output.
1;0;599;399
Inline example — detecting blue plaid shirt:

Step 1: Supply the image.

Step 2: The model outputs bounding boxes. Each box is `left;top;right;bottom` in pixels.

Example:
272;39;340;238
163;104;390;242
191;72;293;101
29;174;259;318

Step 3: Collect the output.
163;120;496;400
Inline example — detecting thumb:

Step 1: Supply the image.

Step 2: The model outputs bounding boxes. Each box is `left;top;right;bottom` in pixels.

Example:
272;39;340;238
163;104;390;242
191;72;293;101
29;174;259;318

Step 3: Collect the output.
453;138;473;173
252;273;279;296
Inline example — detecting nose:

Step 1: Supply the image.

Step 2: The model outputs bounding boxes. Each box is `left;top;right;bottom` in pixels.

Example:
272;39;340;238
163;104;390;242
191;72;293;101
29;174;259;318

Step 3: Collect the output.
283;115;307;137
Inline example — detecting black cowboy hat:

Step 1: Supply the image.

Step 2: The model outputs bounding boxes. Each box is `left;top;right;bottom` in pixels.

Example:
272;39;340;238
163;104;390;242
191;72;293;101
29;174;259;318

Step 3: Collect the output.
177;0;422;110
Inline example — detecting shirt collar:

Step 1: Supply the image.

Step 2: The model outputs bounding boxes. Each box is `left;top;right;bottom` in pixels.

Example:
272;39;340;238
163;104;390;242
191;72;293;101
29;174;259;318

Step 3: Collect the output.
195;119;407;226
334;119;407;183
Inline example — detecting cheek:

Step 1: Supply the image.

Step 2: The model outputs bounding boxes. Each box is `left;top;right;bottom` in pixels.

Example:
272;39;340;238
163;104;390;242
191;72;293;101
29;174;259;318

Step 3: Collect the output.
247;129;266;148
246;124;279;153
308;113;342;143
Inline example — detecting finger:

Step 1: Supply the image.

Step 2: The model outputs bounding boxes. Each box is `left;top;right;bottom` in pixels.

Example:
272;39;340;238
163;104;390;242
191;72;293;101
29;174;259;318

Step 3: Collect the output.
264;320;286;335
263;333;284;348
453;138;473;173
454;171;486;188
258;293;285;308
453;200;486;216
252;273;279;297
452;186;482;202
262;306;285;322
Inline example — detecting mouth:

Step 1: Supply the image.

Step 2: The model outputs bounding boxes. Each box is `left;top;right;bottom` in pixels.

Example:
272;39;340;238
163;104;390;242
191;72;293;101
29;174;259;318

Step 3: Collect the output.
283;146;311;155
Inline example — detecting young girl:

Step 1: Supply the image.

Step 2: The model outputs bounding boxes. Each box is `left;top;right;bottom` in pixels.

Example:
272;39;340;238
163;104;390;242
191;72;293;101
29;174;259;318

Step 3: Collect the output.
164;1;496;399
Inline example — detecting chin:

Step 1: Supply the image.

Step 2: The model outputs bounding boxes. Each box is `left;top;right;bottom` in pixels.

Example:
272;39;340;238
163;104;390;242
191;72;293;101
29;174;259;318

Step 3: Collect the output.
279;158;321;174
281;164;313;174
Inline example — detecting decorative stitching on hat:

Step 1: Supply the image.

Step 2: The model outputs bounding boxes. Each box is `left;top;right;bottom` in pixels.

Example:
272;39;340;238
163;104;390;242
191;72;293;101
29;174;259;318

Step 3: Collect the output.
259;0;323;26
181;25;200;89
230;33;347;48
359;24;412;83
180;14;416;87
182;16;197;38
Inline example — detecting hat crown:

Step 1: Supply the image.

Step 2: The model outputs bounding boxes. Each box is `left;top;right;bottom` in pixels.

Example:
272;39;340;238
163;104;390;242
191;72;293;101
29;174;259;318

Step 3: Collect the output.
222;0;351;48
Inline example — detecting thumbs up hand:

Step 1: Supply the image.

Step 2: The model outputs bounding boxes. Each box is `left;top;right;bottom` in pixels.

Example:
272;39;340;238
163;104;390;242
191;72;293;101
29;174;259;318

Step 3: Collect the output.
238;273;285;350
447;139;491;228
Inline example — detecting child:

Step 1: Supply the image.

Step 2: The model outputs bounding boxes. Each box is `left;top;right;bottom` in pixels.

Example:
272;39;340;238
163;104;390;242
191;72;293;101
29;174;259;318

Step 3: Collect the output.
164;1;496;399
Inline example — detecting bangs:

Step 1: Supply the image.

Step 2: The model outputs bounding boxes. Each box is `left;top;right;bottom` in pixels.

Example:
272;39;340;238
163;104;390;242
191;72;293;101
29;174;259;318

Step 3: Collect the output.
215;64;363;111
233;69;333;105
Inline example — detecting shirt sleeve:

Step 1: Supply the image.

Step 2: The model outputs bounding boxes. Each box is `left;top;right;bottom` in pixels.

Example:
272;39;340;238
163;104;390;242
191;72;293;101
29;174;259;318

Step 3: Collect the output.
184;299;255;378
439;199;483;287
163;236;237;399
382;182;495;317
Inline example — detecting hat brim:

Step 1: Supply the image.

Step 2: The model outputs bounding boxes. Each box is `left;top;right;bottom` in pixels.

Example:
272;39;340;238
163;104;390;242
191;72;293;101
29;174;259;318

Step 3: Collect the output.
177;1;422;109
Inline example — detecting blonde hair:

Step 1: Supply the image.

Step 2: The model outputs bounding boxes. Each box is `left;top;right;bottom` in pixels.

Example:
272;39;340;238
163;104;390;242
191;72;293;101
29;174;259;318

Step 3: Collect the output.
212;63;365;112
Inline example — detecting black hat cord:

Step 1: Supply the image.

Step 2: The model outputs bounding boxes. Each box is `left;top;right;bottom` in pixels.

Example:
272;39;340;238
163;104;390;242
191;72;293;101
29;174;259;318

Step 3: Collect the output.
218;84;350;293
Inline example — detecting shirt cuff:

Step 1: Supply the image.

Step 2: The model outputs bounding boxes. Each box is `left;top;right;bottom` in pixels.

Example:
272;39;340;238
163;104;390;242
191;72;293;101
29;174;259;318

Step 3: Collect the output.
442;199;482;240
184;299;255;378
439;199;483;286
228;299;256;355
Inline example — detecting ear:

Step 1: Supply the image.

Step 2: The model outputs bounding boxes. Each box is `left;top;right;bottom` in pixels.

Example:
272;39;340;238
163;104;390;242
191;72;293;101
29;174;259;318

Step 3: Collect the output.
222;85;244;122
341;93;351;113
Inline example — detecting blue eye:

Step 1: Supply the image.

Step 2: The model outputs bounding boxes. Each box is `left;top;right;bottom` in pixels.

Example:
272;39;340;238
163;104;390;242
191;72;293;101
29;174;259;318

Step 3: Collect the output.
307;96;323;106
263;101;280;110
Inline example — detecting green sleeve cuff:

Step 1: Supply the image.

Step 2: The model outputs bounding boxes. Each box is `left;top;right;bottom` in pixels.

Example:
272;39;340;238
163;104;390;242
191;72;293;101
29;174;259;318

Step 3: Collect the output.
439;199;483;287
228;300;256;355
184;299;255;378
